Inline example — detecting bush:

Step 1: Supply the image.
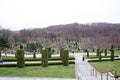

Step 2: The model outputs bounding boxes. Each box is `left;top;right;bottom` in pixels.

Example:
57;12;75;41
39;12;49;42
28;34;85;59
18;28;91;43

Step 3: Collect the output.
88;58;120;62
0;61;75;67
111;45;114;61
47;48;52;58
2;56;75;62
63;50;69;66
17;49;25;68
60;48;64;57
33;51;36;58
42;49;48;67
0;50;1;58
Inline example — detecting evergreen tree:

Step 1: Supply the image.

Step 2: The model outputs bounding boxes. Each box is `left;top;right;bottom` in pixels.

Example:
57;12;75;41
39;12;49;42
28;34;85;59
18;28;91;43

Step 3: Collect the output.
104;49;107;56
17;48;25;68
42;49;48;67
63;49;69;66
99;51;102;62
33;51;36;58
96;48;100;56
111;45;114;61
86;50;89;57
60;48;64;57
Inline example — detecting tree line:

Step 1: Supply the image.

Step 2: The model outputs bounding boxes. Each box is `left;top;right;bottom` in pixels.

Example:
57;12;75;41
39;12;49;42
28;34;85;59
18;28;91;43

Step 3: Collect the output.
0;22;120;50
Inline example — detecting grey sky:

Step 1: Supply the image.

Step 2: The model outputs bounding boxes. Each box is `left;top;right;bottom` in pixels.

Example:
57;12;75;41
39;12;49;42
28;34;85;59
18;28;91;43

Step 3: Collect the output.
0;0;120;31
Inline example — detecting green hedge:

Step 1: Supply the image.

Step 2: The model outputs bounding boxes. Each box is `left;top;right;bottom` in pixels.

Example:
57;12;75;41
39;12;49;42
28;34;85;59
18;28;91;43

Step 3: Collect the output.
3;56;75;62
17;49;25;68
88;58;120;62
0;61;75;67
42;49;48;67
86;55;118;59
0;50;1;57
63;50;69;66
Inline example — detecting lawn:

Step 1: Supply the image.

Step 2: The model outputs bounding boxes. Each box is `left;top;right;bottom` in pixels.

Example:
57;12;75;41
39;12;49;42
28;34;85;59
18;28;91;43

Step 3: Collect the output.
0;65;75;78
90;60;120;75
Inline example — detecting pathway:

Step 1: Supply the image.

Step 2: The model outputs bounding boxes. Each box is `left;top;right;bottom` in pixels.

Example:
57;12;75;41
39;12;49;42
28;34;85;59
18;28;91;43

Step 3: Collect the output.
74;52;118;80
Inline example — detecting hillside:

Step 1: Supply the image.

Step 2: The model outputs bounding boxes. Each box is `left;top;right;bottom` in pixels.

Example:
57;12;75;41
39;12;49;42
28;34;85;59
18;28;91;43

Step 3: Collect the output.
0;22;120;49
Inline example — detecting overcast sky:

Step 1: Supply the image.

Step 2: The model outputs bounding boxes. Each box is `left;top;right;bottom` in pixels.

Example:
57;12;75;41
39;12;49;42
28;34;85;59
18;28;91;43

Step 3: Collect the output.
0;0;120;31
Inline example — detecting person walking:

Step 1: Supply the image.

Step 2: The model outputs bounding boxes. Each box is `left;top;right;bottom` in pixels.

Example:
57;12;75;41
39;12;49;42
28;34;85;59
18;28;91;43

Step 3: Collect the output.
82;56;85;61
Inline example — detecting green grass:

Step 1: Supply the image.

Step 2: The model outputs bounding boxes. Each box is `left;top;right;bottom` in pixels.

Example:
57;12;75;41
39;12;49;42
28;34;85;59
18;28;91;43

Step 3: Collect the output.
0;65;75;78
115;50;120;55
90;60;120;75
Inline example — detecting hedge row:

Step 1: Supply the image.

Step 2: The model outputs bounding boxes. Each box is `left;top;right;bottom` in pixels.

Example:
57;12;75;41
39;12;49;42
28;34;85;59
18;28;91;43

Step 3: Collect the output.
88;58;120;62
86;55;119;59
3;57;75;62
0;61;75;67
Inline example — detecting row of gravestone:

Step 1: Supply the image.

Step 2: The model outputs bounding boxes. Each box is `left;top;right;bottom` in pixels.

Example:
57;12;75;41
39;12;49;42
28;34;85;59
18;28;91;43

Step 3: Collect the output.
16;47;69;68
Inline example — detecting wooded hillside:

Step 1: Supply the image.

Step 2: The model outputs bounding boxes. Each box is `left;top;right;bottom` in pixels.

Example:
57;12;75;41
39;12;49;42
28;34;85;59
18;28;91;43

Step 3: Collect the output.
0;22;120;49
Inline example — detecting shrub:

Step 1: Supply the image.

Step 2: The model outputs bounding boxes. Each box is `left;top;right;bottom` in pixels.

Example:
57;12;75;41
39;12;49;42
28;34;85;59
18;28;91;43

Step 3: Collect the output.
33;51;36;58
41;49;48;67
0;50;1;58
86;50;89;57
60;48;64;57
47;48;52;58
63;50;69;66
96;49;100;56
99;51;102;62
0;61;75;67
111;45;114;61
17;49;25;68
104;49;107;56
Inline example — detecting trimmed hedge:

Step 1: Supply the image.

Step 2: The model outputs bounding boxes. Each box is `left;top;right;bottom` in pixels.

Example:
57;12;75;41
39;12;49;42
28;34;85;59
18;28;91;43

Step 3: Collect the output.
47;48;52;58
42;49;48;67
63;50;69;66
88;58;120;62
0;61;75;67
86;55;118;59
111;45;114;61
0;50;1;57
17;49;25;68
33;51;36;58
3;56;75;62
60;48;64;57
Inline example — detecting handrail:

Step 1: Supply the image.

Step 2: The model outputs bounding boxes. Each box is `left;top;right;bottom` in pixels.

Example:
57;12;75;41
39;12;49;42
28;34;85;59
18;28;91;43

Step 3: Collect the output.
90;68;98;77
101;70;118;80
101;69;114;74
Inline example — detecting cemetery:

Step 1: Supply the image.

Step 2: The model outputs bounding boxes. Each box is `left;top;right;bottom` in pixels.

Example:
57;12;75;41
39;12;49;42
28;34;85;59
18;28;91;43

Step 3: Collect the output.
0;45;75;78
0;23;120;80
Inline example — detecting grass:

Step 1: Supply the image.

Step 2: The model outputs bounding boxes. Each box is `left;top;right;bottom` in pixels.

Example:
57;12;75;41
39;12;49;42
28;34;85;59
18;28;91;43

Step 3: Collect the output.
115;50;120;55
0;65;75;78
90;60;120;75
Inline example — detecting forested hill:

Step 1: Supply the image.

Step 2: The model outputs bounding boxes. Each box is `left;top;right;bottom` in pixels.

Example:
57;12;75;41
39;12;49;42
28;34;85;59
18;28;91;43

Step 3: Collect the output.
0;22;120;48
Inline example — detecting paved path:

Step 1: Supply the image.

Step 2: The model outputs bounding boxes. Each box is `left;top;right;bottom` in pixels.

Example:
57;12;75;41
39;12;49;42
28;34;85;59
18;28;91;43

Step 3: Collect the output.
74;53;118;80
